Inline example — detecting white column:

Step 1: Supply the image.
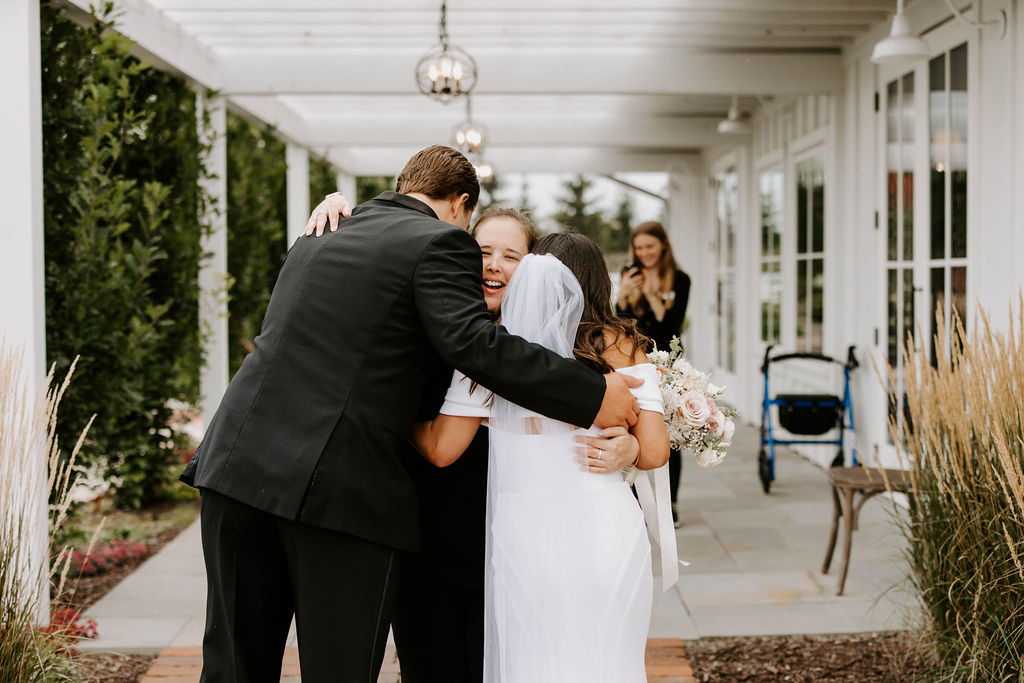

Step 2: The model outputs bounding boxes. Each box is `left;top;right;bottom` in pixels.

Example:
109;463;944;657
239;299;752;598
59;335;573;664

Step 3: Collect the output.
197;92;230;427
0;0;48;624
666;163;711;368
286;143;310;243
336;169;357;206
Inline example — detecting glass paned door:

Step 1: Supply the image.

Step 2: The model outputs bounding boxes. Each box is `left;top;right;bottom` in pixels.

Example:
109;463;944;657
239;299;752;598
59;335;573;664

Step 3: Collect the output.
759;170;783;345
929;43;968;347
714;169;738;373
886;71;916;376
795;154;825;353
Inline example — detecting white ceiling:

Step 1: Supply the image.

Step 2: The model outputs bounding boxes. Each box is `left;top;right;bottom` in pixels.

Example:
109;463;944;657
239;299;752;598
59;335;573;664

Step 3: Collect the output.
60;0;894;173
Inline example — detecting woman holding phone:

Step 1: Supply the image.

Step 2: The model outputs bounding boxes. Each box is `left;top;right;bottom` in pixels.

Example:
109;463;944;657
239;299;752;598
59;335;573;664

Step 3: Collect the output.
616;221;691;527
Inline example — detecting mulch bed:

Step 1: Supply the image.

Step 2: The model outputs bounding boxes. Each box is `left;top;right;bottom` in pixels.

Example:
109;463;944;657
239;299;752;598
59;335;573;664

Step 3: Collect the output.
686;632;941;682
72;652;157;683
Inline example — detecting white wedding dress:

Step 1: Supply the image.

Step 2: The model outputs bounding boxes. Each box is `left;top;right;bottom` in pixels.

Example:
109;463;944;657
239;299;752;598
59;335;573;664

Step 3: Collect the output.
439;254;670;683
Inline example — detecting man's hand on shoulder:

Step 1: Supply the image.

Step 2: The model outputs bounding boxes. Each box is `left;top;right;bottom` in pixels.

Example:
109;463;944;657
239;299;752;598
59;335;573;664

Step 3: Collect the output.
594;372;643;429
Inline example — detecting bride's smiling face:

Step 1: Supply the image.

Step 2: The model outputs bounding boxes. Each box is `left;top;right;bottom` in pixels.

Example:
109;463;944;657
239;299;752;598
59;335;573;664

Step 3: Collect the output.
475;216;530;313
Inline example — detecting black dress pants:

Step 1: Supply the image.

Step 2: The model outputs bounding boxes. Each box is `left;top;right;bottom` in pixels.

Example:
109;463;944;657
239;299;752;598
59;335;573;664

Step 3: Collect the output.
669;447;682;503
199;489;400;683
391;562;484;683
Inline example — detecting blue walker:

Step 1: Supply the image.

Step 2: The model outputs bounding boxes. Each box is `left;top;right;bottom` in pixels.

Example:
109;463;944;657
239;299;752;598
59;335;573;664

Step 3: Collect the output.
758;345;858;494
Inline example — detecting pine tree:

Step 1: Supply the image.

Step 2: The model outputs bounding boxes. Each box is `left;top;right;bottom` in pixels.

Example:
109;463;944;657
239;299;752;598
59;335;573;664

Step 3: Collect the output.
551;174;616;251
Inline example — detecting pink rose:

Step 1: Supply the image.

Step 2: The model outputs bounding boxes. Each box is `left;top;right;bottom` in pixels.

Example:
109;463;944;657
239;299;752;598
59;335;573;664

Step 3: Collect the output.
696;448;726;469
706;408;726;438
680;391;711;429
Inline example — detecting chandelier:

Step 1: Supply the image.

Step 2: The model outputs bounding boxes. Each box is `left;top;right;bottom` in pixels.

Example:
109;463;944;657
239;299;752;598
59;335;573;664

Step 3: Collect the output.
415;1;477;103
452;97;487;155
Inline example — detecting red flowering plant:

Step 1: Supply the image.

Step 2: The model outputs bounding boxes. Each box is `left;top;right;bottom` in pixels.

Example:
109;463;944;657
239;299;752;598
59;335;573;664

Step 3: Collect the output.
69;539;149;577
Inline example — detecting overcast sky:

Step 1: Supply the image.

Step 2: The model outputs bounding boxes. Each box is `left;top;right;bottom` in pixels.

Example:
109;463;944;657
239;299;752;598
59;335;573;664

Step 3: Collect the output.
485;172;668;235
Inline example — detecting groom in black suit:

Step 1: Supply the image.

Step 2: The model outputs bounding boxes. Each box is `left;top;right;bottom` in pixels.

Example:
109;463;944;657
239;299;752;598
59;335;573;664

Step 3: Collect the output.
185;146;640;682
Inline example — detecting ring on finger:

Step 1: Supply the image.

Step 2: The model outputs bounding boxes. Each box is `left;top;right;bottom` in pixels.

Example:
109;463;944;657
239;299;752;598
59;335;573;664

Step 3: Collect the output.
317;210;327;216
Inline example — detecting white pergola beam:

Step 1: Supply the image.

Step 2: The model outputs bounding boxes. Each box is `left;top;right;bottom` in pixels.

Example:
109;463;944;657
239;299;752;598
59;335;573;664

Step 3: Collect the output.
327;147;700;176
217;50;843;96
154;0;891;10
166;9;886;27
197;93;230;426
60;0;221;88
1;0;48;626
297;115;724;149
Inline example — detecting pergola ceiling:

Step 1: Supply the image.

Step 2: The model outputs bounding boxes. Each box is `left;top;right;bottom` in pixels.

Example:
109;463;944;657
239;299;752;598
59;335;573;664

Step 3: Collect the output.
61;0;893;173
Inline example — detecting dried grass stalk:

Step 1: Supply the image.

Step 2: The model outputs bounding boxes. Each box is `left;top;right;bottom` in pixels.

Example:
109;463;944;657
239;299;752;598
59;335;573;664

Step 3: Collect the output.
0;341;90;681
886;297;1024;681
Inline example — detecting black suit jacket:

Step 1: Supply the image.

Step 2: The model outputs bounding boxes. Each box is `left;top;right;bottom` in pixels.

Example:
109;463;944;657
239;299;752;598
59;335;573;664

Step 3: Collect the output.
190;193;604;551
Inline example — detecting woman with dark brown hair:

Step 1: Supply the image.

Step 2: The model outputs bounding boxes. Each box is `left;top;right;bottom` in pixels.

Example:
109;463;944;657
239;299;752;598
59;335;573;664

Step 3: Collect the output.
617;221;691;526
413;232;674;683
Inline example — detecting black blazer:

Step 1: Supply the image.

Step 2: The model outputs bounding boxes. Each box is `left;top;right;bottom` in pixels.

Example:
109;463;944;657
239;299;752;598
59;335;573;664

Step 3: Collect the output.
189;193;604;551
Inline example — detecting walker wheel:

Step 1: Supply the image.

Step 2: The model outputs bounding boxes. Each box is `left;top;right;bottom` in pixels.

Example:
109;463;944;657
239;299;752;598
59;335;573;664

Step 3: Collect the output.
758;450;772;494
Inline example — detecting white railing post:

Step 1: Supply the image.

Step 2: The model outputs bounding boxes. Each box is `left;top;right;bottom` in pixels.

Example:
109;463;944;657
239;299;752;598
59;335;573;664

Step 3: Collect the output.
286;143;310;246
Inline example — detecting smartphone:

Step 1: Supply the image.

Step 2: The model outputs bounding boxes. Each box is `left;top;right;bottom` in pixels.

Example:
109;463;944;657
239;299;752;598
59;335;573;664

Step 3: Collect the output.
623;259;640;273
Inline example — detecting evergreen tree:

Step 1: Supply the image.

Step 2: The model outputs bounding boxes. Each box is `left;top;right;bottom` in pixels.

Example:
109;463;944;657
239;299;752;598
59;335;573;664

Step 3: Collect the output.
611;193;635;254
551;174;616;251
477;173;505;213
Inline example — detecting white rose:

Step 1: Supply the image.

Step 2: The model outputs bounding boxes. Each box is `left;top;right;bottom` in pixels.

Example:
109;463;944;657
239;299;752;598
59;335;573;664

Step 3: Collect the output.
672;357;695;374
680;391;711;429
722;418;736;445
706;408;726;438
696;448;726;469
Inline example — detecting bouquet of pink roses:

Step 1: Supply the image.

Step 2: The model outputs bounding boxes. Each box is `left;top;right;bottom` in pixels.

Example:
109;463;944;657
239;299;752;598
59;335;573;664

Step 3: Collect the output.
647;337;736;469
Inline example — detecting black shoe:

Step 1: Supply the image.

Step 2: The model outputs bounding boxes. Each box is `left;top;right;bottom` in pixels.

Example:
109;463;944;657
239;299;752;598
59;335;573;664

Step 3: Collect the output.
672;503;682;528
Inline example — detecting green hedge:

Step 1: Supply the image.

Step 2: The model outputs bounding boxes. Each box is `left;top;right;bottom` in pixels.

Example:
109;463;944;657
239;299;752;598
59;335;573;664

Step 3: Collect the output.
41;2;207;508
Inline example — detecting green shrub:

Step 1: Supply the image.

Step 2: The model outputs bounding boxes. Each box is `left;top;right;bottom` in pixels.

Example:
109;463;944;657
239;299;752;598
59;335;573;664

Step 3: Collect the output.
40;2;207;508
309;154;338;211
225;114;287;375
888;302;1024;680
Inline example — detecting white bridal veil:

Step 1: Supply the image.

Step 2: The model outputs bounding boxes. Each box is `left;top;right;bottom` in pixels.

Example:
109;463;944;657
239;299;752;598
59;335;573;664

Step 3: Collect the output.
483;254;657;683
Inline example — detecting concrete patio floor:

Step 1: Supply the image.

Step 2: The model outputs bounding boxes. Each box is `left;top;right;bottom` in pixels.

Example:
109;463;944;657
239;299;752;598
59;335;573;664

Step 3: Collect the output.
79;421;917;658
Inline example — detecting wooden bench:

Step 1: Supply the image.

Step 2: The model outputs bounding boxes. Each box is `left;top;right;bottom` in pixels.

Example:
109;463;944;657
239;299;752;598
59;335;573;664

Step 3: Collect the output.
822;467;913;595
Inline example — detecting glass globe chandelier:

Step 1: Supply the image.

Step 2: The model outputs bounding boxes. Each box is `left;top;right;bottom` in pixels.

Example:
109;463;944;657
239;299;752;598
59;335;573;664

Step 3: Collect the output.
452;97;487;155
467;151;493;180
415;1;477;104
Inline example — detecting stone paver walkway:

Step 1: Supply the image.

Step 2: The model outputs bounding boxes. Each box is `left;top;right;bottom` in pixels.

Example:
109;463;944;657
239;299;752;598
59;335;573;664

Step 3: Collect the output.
80;421;916;677
140;640;695;682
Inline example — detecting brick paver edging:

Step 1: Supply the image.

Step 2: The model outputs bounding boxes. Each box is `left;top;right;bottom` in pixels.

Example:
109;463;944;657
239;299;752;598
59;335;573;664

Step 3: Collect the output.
142;639;694;682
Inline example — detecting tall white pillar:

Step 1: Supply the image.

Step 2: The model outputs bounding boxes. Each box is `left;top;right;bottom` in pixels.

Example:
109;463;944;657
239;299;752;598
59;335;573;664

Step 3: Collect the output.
336;169;357;206
197;92;230;427
667;164;712;369
286;143;310;243
0;0;48;624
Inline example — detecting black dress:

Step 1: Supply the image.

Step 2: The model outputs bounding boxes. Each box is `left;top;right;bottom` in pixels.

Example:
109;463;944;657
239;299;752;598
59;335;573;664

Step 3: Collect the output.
617;267;691;507
617;267;691;352
393;364;488;683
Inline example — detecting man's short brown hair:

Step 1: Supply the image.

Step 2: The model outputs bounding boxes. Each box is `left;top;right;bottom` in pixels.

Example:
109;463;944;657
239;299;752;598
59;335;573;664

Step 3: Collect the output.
396;145;480;212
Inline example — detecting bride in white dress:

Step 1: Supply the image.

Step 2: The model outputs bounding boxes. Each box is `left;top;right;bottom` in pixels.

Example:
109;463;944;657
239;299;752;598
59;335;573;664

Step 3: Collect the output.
413;233;674;683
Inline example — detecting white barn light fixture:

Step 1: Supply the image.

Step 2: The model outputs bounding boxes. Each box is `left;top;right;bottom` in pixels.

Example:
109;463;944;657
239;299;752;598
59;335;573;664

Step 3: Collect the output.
870;0;929;65
416;1;477;103
717;96;751;136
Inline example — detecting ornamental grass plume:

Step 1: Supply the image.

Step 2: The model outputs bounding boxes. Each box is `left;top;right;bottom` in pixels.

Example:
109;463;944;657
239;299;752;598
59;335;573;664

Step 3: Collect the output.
886;297;1024;681
0;342;91;681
